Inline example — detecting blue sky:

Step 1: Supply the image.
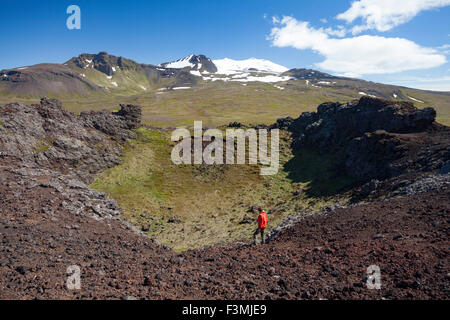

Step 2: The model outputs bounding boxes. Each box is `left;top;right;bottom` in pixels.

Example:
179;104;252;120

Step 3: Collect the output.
0;0;449;90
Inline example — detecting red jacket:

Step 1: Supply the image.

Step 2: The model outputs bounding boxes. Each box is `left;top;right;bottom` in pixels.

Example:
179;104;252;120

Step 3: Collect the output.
258;211;268;229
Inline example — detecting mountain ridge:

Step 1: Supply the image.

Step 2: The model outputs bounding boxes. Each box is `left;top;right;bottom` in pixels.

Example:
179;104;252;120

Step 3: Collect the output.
1;51;449;96
1;51;449;126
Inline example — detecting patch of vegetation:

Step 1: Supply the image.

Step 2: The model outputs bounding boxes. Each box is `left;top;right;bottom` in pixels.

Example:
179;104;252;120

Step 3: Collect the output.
33;138;52;154
0;121;4;126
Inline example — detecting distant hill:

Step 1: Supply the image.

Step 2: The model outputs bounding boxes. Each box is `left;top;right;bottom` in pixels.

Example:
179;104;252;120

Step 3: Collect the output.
0;52;201;97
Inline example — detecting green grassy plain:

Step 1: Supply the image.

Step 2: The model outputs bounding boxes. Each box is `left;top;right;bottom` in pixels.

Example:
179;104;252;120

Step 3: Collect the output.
2;79;449;127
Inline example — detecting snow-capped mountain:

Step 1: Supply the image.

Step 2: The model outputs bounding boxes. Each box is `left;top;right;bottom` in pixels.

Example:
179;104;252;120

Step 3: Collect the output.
207;58;292;83
0;51;440;100
212;58;288;75
159;55;292;83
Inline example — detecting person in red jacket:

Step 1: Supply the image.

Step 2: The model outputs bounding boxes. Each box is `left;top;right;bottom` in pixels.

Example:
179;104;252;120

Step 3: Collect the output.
253;206;268;244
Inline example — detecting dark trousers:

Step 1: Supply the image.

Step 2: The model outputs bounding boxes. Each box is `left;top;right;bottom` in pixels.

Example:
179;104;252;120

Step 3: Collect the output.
253;228;265;244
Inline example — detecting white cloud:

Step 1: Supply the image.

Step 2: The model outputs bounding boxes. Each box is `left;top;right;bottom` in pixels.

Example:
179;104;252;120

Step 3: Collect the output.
437;44;450;54
324;25;347;37
337;0;450;34
269;16;447;77
320;18;328;23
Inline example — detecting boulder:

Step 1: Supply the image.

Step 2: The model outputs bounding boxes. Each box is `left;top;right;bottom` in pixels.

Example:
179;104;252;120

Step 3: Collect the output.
80;103;141;141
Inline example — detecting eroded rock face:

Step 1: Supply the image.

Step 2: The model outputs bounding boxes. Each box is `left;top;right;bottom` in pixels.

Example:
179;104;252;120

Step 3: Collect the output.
0;98;141;183
80;103;142;141
279;97;449;184
343;130;409;180
0;98;143;218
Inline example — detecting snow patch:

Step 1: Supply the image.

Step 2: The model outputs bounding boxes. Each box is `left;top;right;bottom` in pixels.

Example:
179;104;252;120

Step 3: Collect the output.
274;85;285;90
393;93;398;98
213;58;288;75
231;73;250;79
172;87;191;90
139;85;147;91
408;96;424;103
164;55;195;69
203;76;230;82
106;76;112;79
230;75;292;83
111;82;118;87
190;70;202;77
112;67;116;72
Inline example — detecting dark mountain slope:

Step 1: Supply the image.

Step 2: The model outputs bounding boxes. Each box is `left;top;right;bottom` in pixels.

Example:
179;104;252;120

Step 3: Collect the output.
0;52;202;97
0;63;104;97
160;54;217;73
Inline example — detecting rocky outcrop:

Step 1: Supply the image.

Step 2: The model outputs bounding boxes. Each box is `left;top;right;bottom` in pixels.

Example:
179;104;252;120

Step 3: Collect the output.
0;98;142;183
68;52;143;75
0;97;144;220
2;98;142;177
343;130;409;180
279;97;449;184
290;97;436;152
80;103;142;141
2;164;121;220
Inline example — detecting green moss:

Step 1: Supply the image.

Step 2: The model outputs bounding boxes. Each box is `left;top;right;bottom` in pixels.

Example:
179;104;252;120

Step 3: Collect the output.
0;121;4;126
34;138;51;154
